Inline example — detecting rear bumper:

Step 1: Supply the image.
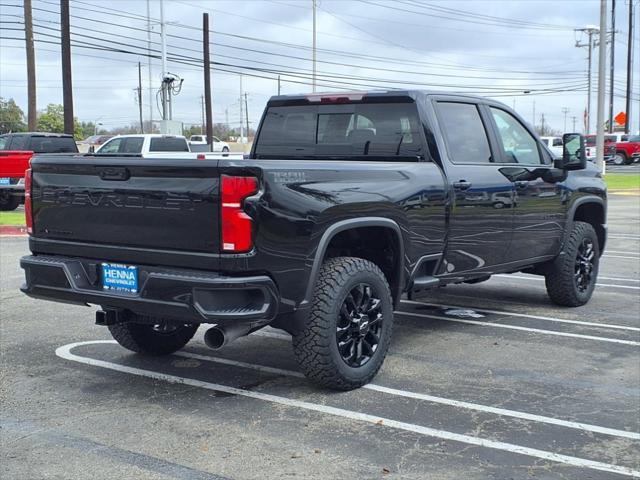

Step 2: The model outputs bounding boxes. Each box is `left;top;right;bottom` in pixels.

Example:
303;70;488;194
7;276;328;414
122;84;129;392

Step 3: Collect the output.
20;254;279;324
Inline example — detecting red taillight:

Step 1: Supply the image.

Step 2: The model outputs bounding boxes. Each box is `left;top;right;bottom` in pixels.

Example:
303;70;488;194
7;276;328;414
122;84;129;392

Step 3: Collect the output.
24;168;33;234
220;175;258;253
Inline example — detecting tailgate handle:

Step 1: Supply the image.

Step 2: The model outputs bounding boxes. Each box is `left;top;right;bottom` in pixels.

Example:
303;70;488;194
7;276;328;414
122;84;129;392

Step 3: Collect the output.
99;167;130;181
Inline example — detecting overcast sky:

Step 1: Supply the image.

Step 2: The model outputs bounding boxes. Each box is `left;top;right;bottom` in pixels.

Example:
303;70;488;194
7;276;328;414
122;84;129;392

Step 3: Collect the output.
1;0;639;134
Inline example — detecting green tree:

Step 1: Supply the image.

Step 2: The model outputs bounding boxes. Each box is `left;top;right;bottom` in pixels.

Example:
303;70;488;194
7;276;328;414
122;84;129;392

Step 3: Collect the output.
36;104;84;139
0;98;27;134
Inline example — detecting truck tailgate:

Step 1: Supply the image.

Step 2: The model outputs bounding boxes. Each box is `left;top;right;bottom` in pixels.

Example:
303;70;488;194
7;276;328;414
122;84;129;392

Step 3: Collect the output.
31;155;221;253
0;150;33;177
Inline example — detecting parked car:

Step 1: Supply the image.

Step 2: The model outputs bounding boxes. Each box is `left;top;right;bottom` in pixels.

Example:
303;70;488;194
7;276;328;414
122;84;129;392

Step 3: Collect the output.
539;136;563;157
78;135;113;153
20;91;606;390
96;134;191;155
0;132;78;210
189;135;230;153
584;135;616;163
613;135;640;165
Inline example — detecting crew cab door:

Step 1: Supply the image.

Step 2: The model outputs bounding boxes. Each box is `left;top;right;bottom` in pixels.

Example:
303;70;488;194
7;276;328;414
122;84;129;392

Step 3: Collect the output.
433;100;514;274
485;106;565;263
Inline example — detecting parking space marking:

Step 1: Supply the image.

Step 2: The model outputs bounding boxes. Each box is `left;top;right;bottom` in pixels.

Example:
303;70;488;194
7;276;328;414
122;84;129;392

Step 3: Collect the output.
604;254;640;260
495;274;640;290
606;250;640;257
56;341;640;478
401;300;640;332
397;311;640;346
173;350;640;441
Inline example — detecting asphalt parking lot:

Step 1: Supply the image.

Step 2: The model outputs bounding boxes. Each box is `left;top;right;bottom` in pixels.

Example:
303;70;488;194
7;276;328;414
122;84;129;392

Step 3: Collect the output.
1;195;639;479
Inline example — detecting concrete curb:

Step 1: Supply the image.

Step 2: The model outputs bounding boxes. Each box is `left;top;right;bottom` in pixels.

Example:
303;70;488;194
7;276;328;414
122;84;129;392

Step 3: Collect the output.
0;225;28;236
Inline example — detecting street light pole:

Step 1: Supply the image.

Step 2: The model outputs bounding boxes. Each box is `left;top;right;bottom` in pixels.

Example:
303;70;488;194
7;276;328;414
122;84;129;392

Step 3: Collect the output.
596;0;608;174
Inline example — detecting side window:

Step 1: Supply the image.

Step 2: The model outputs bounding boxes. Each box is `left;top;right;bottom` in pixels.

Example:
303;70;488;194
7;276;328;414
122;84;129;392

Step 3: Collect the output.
0;136;9;150
552;138;563;147
121;137;144;153
490;108;542;165
98;138;122;154
436;102;492;164
9;135;28;150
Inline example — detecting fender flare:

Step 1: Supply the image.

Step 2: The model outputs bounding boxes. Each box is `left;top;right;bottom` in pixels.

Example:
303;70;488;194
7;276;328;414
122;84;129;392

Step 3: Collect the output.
565;195;607;252
301;217;405;306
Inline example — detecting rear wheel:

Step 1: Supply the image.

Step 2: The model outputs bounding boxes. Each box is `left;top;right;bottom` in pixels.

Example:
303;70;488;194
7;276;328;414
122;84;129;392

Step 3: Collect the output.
108;315;198;355
293;257;393;390
0;192;20;211
545;221;599;307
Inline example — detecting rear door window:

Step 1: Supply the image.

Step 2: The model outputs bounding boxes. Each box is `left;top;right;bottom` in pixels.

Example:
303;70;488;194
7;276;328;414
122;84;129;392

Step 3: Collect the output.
8;135;28;150
121;137;144;153
0;136;8;150
255;103;424;159
552;138;563;147
435;102;493;164
149;137;189;152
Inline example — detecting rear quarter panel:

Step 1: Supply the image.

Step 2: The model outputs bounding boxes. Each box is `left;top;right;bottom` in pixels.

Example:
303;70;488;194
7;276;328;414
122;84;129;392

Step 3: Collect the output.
217;158;448;308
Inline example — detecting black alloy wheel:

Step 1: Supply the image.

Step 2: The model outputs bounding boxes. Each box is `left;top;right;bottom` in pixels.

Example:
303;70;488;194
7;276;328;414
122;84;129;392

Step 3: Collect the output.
575;238;596;293
336;283;383;368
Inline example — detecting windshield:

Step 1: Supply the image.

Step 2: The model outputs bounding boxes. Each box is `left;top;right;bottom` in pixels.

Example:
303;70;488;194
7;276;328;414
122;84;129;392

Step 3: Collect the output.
254;102;424;159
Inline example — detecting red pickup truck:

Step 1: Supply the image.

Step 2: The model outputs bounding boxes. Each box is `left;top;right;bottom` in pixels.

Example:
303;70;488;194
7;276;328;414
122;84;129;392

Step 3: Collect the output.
613;135;640;165
0;133;78;210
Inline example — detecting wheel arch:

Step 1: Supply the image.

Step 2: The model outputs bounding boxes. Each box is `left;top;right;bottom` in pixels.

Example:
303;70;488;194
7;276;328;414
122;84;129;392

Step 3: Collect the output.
303;218;405;308
568;196;607;254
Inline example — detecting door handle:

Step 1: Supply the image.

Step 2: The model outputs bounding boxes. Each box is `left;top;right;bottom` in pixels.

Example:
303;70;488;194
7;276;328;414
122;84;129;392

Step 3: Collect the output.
99;167;130;181
453;180;472;190
515;180;529;189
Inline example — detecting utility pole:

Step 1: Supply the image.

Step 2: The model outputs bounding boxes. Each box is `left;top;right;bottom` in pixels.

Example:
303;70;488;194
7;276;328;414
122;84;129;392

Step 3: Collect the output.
203;12;214;149
277;75;281;95
608;0;616;133
160;0;169;120
200;95;205;135
60;0;74;135
146;0;153;130
239;75;244;143
562;107;569;132
138;62;144;133
624;0;634;133
24;0;36;131
225;108;229;128
572;115;577;131
540;113;546;135
312;0;317;92
244;93;250;142
596;0;607;173
575;26;600;133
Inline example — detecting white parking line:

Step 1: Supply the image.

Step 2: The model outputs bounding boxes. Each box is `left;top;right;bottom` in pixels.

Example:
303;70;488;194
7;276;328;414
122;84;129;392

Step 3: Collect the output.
397;311;640;346
174;350;640;441
56;341;640;478
495;274;640;290
400;300;640;332
604;254;640;260
606;250;640;257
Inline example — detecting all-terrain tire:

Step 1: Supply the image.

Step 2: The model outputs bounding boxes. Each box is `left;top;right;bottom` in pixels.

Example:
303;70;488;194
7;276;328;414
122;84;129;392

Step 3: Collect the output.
0;193;20;211
292;257;394;391
545;221;600;307
108;316;198;355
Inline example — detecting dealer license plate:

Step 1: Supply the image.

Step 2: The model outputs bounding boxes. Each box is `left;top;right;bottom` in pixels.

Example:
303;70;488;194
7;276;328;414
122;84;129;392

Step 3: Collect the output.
0;178;10;185
101;263;138;293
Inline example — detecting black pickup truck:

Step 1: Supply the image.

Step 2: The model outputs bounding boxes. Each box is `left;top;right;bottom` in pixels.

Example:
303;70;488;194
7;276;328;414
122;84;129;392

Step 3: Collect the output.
21;91;606;390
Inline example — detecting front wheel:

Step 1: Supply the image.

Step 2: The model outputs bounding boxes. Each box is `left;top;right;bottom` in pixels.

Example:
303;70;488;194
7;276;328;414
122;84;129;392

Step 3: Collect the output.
613;153;627;166
545;221;599;307
108;315;198;355
293;257;394;391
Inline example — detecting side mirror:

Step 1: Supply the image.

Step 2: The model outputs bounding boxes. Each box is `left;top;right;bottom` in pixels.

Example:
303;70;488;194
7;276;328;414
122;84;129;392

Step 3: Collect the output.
555;133;586;170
